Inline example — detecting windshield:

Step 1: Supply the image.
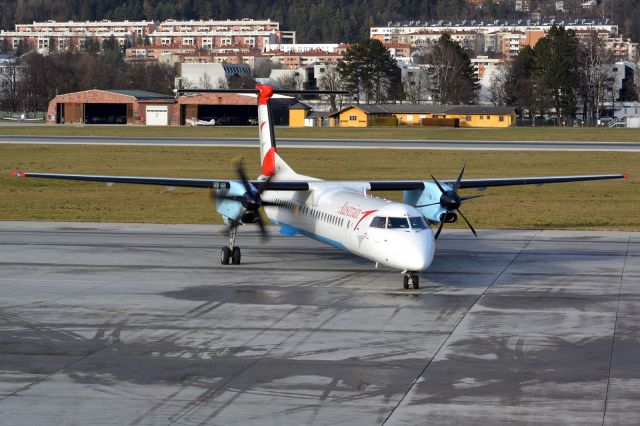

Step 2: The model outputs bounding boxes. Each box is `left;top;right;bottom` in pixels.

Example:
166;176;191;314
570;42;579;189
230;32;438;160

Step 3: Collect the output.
387;217;410;229
370;216;386;228
409;216;427;229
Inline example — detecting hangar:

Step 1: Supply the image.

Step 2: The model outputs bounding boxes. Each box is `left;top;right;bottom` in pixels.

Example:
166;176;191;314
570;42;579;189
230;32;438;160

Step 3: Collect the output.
47;89;176;125
47;89;297;126
178;92;296;126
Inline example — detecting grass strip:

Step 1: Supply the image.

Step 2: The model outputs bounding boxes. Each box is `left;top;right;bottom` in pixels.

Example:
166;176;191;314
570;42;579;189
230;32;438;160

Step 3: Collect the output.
1;144;638;230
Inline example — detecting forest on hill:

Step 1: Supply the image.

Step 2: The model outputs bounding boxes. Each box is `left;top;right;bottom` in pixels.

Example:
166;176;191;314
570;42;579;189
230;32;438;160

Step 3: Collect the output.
1;0;640;43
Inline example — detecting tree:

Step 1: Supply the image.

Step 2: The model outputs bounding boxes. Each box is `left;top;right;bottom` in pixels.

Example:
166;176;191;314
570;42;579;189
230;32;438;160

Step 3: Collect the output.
272;72;303;90
577;32;615;122
81;37;101;54
534;25;580;122
227;72;256;89
423;34;478;105
403;66;432;104
18;52;53;112
318;66;346;111
337;39;399;104
0;58;21;111
198;72;214;89
490;46;537;122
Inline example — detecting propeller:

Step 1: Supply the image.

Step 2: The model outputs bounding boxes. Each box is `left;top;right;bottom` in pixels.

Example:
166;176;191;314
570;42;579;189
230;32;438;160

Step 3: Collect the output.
416;163;484;240
215;161;275;242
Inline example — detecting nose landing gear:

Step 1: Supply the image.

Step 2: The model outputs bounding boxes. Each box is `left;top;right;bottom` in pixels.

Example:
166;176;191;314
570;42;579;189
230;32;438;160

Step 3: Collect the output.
403;272;420;290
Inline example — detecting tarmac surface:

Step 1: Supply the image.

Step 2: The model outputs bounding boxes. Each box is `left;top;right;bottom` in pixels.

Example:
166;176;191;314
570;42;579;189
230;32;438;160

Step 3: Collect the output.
2;135;640;151
0;221;638;425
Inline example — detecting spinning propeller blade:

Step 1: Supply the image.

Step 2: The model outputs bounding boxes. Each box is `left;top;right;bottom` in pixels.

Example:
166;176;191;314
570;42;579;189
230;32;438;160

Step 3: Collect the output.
428;164;482;240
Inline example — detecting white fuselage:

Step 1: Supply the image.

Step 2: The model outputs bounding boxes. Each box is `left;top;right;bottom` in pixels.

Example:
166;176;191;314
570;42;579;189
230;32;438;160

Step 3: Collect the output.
263;182;435;272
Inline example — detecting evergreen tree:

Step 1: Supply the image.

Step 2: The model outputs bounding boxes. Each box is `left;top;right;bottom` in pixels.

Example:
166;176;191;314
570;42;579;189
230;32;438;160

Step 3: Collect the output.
533;25;580;122
336;39;399;104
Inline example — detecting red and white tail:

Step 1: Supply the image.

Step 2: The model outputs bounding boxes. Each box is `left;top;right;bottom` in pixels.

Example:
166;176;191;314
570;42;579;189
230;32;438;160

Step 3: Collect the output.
256;84;297;178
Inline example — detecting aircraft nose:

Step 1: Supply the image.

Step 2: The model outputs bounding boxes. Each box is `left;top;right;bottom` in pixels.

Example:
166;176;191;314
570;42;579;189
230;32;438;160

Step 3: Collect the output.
397;230;434;271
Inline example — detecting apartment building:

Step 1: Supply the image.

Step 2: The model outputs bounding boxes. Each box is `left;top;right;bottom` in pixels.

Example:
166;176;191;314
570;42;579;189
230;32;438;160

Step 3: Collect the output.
0;20;156;54
0;18;294;55
371;19;638;60
149;18;294;50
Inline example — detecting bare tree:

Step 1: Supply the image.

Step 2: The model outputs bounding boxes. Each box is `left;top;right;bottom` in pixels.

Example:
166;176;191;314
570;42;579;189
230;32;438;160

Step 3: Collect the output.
318;66;347;111
403;66;432;104
578;32;615;122
271;72;303;90
0;58;21;112
423;34;478;105
198;72;214;89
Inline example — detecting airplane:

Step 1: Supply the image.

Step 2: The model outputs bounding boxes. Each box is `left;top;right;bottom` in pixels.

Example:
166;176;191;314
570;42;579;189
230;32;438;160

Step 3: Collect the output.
13;84;629;289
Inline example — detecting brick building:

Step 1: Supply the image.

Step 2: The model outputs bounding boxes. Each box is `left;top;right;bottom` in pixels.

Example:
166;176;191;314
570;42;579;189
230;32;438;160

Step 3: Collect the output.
47;89;176;125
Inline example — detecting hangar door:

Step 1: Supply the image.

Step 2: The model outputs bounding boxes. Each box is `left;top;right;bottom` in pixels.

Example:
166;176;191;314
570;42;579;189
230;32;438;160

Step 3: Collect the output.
146;105;168;126
84;103;128;124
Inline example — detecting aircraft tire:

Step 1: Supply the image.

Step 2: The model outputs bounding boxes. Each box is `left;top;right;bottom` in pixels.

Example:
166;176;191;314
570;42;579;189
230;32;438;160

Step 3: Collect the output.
403;275;410;289
412;275;420;290
231;247;241;265
221;247;231;265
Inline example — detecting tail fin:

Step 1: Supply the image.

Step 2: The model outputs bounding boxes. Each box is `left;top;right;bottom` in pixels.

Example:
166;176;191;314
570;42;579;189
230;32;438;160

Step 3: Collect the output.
256;84;295;178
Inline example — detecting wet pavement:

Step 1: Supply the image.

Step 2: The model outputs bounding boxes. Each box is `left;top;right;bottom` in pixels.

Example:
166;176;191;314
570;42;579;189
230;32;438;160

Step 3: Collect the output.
0;222;638;425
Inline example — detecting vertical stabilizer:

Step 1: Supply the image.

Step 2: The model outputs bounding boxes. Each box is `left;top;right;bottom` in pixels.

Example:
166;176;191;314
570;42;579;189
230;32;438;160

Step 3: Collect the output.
256;84;296;178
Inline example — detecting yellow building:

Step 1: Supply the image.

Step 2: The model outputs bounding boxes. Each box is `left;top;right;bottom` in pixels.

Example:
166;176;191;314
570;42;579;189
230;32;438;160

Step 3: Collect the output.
288;102;312;127
328;104;516;128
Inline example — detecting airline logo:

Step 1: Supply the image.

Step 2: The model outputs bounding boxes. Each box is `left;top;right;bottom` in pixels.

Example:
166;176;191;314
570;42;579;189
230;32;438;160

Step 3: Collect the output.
338;203;378;229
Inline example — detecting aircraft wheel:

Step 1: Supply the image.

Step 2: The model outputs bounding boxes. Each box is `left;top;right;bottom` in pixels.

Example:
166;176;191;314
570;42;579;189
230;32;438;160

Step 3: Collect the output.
221;247;231;265
403;275;410;289
412;275;420;290
231;247;241;265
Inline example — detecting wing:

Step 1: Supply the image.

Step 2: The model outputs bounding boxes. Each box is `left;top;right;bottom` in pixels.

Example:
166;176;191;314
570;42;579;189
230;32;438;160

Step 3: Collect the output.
12;171;310;191
366;173;629;191
13;171;628;191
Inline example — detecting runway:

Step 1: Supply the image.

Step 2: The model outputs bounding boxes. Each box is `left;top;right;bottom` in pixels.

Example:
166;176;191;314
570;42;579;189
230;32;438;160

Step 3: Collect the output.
0;222;638;425
2;135;640;151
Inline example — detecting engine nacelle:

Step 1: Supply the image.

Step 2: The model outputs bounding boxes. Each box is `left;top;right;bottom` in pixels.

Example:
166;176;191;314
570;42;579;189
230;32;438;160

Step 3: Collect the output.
215;181;247;224
404;181;451;222
440;212;457;223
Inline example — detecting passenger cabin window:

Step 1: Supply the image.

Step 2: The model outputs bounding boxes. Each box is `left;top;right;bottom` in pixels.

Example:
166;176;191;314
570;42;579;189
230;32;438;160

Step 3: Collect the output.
409;216;428;229
387;217;409;229
370;217;386;228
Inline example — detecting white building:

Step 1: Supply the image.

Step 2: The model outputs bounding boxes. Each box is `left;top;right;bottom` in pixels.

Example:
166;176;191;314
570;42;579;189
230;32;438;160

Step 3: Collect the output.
180;63;252;89
264;43;339;53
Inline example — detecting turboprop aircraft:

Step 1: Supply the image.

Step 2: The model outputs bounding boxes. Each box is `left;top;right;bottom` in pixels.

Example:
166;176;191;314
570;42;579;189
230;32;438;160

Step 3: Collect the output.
13;84;629;289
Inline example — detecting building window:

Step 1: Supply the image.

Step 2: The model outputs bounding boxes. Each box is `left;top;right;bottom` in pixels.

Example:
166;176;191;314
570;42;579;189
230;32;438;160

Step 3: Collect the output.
499;115;504;122
466;115;471;121
480;115;483;120
407;115;413;122
486;115;490;120
349;115;357;121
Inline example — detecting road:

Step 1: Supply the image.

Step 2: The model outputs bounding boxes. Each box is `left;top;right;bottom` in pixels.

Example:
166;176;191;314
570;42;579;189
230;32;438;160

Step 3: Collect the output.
1;222;638;425
2;135;640;151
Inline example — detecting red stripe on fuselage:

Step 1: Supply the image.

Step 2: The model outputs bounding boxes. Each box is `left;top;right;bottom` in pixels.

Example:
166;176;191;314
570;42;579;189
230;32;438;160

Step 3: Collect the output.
353;209;378;230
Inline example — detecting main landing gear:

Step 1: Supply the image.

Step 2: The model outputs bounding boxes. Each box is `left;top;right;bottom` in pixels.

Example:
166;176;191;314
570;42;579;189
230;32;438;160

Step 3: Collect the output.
221;224;241;265
403;272;420;290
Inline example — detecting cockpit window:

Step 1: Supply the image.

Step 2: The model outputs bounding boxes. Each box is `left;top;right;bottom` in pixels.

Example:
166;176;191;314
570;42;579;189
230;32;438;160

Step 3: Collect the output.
387;217;410;229
370;216;386;228
409;216;427;229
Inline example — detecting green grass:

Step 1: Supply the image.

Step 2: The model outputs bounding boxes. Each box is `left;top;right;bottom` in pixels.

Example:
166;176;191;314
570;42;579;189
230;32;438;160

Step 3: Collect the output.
1;125;640;142
1;144;638;230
